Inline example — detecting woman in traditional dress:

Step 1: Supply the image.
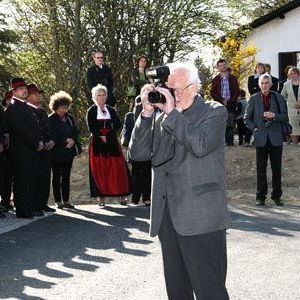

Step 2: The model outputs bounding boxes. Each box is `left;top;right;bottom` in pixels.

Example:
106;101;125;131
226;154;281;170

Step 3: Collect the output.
87;84;130;207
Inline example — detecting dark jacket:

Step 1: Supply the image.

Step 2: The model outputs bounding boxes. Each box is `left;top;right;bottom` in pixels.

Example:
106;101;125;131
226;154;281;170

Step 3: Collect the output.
86;105;121;156
38;108;53;144
49;113;79;162
6;98;41;158
37;107;53;159
244;91;288;147
0;105;5;146
248;75;279;95
86;64;116;106
121;112;135;147
270;75;279;92
248;75;260;95
210;73;239;112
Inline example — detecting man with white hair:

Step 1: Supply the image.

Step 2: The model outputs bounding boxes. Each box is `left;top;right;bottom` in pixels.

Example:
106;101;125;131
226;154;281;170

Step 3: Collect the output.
129;63;230;299
244;73;288;207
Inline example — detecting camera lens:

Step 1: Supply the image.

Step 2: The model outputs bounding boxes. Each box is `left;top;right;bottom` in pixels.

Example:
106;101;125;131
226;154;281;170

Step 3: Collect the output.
148;91;166;104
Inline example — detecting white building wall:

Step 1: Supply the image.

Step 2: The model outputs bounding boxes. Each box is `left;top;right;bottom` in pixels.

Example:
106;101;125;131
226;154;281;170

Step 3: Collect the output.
245;6;300;78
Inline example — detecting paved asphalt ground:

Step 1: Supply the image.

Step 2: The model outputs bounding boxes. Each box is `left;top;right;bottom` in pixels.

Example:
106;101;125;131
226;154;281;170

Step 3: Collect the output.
0;203;300;300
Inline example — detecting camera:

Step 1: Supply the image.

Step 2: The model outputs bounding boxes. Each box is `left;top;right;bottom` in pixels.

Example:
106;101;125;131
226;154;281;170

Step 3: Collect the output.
145;65;172;104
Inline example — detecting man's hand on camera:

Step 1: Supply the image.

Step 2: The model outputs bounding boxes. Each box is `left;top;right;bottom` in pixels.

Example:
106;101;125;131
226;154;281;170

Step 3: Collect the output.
141;84;155;118
154;87;175;114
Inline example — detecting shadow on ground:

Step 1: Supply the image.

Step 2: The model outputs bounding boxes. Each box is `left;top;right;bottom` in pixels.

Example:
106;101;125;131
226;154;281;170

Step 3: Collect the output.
229;204;300;237
0;206;152;299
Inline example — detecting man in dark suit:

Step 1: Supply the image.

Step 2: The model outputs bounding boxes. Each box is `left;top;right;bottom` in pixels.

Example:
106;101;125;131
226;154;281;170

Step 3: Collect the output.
244;73;288;206
6;78;43;218
0;91;14;214
86;50;116;107
0;104;6;218
265;63;279;92
211;58;239;146
27;84;56;213
129;63;230;299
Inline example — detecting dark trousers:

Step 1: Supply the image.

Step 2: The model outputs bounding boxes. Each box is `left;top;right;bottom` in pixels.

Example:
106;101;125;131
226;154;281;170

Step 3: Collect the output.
131;161;151;203
13;155;37;215
0;152;13;206
236;119;252;145
256;140;283;201
225;112;235;146
51;160;73;203
35;154;51;210
158;204;229;300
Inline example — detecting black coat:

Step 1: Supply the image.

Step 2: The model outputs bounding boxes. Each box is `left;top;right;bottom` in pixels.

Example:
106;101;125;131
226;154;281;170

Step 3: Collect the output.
86;64;116;106
248;75;260;96
270;75;279;92
49;113;79;162
6;98;41;158
36;107;54;160
0;105;5;146
38;107;53;144
248;75;279;95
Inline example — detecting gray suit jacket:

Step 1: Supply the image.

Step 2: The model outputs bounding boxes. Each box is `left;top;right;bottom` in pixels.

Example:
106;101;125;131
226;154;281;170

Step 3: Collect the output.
244;92;288;147
128;95;230;237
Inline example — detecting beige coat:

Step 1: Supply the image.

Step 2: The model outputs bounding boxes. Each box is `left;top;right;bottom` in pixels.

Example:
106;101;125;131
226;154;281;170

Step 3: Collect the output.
281;81;300;135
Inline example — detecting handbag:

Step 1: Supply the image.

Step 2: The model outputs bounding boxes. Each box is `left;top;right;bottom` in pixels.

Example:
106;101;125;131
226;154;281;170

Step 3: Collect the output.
273;92;293;137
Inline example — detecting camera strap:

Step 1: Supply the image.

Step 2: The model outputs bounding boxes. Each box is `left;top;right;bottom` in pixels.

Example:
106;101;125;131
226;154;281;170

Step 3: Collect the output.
150;109;176;168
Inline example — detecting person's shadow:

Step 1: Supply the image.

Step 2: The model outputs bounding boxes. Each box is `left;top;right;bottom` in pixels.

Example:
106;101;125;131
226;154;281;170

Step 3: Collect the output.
229;204;300;237
0;205;152;299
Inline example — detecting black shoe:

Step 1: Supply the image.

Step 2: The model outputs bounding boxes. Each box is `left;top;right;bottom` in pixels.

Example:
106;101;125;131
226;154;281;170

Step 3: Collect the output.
98;202;105;208
63;202;75;209
56;202;64;209
16;213;33;219
0;203;13;212
256;199;265;206
273;199;284;207
144;200;151;207
32;211;44;217
0;206;8;213
43;206;56;212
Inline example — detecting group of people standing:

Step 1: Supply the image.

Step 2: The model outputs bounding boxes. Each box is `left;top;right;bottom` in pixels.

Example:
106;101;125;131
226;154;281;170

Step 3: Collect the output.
210;58;300;207
86;50;152;207
0;78;80;218
0;50;148;219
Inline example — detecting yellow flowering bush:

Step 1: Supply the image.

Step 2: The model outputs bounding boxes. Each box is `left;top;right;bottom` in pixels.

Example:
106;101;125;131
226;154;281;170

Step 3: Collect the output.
216;29;257;83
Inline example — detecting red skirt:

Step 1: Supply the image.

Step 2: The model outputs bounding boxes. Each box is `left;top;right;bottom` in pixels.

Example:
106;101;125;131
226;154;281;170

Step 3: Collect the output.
89;145;131;196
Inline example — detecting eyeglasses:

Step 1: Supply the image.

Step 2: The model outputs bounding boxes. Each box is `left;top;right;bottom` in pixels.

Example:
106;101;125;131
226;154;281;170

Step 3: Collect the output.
96;56;104;59
172;83;194;93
